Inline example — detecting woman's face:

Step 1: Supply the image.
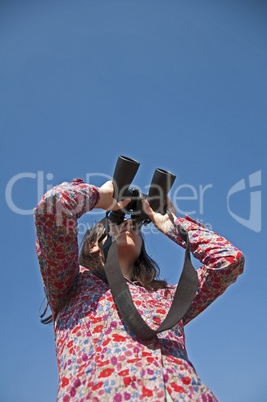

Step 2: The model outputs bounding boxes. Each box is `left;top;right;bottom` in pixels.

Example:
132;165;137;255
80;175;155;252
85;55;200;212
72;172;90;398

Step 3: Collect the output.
109;219;143;262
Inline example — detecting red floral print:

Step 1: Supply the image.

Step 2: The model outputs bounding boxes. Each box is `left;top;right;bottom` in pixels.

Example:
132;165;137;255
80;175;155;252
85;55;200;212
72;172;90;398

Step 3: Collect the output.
35;180;244;402
98;368;115;378
61;377;69;387
118;369;129;377
182;377;191;385
142;386;153;397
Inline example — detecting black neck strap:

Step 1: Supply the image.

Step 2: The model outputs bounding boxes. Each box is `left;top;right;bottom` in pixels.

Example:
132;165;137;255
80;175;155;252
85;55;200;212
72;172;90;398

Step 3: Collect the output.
102;214;199;340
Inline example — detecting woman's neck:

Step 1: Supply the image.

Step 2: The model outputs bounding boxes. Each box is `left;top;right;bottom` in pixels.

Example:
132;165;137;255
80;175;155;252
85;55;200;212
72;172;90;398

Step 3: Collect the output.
117;257;134;281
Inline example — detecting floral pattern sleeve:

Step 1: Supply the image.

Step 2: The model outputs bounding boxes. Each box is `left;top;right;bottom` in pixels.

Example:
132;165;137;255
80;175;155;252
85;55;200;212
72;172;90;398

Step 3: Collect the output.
34;179;100;317
168;215;245;325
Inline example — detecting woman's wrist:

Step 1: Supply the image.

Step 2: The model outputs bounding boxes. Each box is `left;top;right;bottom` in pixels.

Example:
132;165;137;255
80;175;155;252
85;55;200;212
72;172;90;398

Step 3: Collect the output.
95;187;109;210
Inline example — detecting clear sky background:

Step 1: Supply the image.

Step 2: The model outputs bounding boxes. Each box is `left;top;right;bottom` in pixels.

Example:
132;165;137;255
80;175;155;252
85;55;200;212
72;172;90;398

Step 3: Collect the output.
1;0;266;401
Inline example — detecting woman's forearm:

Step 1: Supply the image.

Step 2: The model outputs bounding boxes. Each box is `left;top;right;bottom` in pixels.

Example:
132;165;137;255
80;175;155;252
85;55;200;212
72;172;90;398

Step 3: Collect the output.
34;179;100;316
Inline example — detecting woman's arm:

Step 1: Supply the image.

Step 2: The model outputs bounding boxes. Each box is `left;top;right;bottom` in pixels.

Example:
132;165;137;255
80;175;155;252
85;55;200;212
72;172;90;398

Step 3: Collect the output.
167;215;245;325
142;199;245;324
34;179;100;317
34;179;130;318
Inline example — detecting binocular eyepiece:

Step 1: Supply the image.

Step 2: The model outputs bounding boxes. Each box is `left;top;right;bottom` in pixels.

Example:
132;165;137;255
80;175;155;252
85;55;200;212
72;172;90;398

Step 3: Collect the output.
108;156;176;230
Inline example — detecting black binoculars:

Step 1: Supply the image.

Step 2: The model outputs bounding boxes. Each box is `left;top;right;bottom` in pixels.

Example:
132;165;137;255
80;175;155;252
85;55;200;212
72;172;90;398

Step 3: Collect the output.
108;156;176;230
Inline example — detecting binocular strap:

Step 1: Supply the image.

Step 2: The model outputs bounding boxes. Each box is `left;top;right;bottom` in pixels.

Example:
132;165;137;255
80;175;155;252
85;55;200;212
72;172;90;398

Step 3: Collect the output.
102;224;199;340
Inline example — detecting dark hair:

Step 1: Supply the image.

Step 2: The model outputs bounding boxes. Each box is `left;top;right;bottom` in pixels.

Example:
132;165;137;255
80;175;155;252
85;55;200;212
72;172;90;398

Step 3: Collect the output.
41;219;168;324
40;300;52;325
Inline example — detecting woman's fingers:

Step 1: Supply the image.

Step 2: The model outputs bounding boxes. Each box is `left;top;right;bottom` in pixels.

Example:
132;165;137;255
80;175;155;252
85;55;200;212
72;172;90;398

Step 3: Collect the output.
142;198;177;234
112;198;131;211
141;199;155;222
142;198;176;219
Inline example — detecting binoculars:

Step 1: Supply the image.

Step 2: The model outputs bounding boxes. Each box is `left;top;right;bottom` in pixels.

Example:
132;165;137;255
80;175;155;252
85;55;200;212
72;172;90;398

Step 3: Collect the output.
108;156;176;229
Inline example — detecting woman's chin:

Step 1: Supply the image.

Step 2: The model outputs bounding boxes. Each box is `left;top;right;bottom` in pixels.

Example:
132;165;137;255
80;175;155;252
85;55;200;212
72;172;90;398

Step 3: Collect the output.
116;237;135;249
116;237;141;257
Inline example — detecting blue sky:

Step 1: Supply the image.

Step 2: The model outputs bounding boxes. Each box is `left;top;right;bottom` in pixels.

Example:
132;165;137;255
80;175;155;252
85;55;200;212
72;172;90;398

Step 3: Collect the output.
1;0;266;401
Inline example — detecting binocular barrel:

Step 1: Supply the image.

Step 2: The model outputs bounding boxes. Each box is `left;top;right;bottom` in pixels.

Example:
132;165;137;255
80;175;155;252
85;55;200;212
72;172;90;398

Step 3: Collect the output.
112;156;140;200
148;168;176;213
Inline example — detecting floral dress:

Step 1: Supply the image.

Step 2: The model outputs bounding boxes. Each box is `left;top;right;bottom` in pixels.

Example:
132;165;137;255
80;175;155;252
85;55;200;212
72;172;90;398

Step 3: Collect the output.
34;179;244;402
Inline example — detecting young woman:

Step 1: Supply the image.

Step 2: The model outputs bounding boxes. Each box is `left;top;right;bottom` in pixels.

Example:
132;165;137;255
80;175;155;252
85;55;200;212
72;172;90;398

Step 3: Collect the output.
35;178;244;402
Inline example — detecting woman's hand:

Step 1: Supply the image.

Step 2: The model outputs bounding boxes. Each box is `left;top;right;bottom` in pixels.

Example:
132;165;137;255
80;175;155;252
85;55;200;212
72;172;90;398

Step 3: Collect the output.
142;196;177;235
95;181;131;211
